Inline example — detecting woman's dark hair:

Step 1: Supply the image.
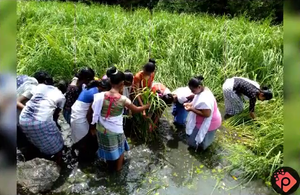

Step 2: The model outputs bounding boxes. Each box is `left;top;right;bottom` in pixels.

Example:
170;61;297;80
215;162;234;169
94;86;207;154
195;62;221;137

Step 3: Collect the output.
149;58;156;64
188;75;204;88
44;74;54;86
33;70;50;84
107;67;125;85
100;78;112;91
55;80;68;94
77;67;95;82
161;94;174;105
260;86;273;100
86;80;100;90
86;79;111;91
124;70;133;83
143;59;156;73
106;65;117;78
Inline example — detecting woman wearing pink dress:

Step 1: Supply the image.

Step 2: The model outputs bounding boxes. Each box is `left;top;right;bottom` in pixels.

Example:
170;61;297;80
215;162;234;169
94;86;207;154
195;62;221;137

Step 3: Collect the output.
184;76;222;151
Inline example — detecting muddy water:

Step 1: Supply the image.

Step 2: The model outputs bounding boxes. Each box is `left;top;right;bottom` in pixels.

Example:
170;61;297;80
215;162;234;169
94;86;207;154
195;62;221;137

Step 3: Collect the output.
31;109;274;195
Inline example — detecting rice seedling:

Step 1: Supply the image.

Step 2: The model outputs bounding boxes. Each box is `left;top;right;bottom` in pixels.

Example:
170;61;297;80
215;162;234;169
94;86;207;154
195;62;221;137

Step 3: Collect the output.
131;86;168;143
17;1;283;183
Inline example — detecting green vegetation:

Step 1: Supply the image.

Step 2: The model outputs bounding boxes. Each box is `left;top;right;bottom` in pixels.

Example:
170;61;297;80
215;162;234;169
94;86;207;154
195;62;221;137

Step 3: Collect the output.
17;1;283;184
131;87;168;142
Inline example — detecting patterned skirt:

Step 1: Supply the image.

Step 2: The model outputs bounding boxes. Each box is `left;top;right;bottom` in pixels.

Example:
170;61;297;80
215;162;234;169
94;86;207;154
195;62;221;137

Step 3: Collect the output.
222;78;244;116
19;116;64;156
96;124;130;161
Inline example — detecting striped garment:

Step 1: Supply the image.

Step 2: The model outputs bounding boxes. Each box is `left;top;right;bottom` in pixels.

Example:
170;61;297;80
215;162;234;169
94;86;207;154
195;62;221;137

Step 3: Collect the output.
96;124;130;161
222;78;244;115
19;116;64;155
92;92;131;161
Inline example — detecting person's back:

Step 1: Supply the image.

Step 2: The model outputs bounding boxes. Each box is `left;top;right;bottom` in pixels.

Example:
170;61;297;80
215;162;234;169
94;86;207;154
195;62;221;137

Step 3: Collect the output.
21;84;65;122
151;82;171;95
233;77;260;99
19;81;66;159
63;67;95;124
101;92;128;120
71;87;98;123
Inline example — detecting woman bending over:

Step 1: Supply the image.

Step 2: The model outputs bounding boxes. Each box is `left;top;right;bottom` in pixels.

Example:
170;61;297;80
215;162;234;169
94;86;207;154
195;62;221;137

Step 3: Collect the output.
63;67;95;124
222;77;273;119
132;59;156;116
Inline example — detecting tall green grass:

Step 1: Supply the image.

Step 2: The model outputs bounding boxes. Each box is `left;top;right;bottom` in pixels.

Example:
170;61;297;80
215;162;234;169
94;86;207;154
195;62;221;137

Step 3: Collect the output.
17;1;283;183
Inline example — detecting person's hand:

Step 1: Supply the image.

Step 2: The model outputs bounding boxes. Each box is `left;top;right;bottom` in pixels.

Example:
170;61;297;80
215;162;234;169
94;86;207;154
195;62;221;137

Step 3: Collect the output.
250;112;256;119
144;103;151;109
183;103;193;111
186;94;194;101
142;110;147;117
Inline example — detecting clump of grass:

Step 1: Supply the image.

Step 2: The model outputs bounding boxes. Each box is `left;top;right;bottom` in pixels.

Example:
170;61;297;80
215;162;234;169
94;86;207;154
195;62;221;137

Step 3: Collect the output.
131;87;168;143
223;99;283;182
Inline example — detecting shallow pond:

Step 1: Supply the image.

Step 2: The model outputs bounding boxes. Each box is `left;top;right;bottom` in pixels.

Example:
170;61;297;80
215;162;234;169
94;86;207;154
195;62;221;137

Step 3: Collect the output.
18;109;275;195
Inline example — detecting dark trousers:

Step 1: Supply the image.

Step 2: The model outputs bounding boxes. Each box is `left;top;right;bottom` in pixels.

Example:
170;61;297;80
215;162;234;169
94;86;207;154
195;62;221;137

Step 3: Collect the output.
72;131;98;163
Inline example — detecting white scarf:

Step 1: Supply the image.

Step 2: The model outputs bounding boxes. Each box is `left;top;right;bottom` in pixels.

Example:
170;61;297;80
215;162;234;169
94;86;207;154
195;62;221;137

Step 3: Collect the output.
186;88;215;145
91;92;124;134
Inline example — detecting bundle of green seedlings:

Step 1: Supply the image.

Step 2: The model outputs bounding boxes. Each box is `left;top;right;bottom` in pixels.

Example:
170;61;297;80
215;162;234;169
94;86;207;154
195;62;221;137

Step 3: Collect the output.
131;86;168;143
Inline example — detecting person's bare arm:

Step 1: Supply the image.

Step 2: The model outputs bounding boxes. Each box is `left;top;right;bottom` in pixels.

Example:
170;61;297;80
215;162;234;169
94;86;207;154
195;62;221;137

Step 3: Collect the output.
133;82;144;105
133;81;146;115
87;105;97;135
17;96;29;110
190;108;211;117
53;108;61;122
87;105;93;124
184;103;211;117
137;95;144;106
126;102;150;114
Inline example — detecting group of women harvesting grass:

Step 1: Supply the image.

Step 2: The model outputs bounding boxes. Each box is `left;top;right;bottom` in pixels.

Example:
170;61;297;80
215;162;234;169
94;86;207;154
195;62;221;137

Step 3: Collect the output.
16;59;273;171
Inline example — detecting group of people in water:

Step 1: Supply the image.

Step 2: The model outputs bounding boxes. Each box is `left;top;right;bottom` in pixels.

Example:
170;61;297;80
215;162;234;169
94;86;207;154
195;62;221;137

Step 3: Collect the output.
16;59;273;171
